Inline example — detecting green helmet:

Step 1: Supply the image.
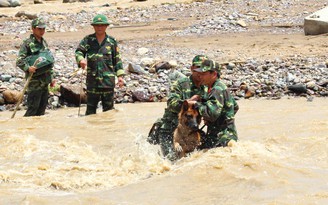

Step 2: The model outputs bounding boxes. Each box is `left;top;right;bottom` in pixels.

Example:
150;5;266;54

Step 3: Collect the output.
91;14;110;25
193;59;215;72
192;55;209;66
31;17;46;28
213;61;222;77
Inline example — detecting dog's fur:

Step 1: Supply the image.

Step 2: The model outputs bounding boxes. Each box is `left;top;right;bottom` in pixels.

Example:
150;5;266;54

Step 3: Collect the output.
173;100;202;159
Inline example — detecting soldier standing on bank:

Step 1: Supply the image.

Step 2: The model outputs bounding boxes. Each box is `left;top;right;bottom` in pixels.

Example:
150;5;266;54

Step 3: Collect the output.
16;17;55;117
75;14;124;115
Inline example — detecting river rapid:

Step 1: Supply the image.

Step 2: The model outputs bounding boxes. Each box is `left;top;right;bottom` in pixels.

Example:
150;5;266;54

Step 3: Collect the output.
0;98;327;205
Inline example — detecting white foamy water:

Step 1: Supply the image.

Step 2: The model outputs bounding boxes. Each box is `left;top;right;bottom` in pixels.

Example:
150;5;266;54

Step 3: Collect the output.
0;98;327;205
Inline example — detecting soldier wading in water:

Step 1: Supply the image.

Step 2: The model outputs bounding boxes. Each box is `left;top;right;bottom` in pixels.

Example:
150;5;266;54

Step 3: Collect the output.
16;17;55;117
148;55;210;160
75;14;125;116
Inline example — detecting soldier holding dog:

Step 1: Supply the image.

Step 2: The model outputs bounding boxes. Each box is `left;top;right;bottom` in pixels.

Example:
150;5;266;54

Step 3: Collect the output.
192;59;239;148
16;17;55;117
148;55;209;160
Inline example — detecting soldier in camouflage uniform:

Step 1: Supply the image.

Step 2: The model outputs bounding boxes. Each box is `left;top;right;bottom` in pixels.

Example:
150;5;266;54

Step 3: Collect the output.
75;14;124;115
16;17;55;117
148;55;209;160
193;59;238;148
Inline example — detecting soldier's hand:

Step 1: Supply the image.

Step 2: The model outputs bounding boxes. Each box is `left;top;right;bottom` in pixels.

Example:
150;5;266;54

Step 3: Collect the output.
189;94;200;101
187;100;197;106
50;79;56;87
117;76;124;87
79;59;87;69
227;139;237;147
28;66;36;73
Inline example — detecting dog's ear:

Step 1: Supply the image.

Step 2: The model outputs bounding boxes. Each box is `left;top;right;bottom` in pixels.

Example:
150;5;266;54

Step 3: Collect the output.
192;103;198;110
182;100;189;111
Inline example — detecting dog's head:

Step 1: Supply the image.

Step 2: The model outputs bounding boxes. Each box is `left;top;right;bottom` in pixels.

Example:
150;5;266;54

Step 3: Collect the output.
179;100;202;131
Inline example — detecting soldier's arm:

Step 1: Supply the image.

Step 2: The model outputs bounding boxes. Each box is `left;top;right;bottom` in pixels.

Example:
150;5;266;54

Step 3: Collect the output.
167;81;184;113
111;39;124;77
196;88;224;123
16;42;30;72
44;39;55;80
232;97;239;114
75;37;88;68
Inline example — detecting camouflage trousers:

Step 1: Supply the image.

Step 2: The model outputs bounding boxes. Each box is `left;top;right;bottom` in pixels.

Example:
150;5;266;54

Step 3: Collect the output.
199;124;238;149
147;118;178;161
24;87;49;117
86;89;114;115
158;128;178;161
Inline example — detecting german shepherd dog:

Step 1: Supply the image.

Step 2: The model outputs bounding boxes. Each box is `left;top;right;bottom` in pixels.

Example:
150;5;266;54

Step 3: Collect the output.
173;100;202;159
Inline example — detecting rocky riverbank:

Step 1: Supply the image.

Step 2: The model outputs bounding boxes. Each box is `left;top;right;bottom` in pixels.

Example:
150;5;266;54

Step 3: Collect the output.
0;0;327;112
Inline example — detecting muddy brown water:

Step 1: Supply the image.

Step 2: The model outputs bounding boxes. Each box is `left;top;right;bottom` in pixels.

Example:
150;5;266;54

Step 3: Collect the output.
0;98;327;204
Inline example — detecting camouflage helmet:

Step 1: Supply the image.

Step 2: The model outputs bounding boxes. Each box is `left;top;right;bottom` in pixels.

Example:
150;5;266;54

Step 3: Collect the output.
213;61;222;77
91;14;110;25
193;59;215;73
192;55;209;66
31;17;46;28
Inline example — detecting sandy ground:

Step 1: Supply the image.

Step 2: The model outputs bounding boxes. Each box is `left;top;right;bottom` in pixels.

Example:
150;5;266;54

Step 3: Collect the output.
1;0;328;63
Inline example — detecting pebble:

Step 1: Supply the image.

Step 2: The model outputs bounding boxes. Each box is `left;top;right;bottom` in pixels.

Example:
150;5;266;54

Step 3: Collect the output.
0;0;327;110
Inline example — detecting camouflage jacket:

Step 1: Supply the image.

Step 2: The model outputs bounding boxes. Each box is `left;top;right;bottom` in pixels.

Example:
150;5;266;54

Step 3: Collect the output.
75;33;124;90
16;34;53;89
167;75;205;114
196;79;238;138
159;76;205;130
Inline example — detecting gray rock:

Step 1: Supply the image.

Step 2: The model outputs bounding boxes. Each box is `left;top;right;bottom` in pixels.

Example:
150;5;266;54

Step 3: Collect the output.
60;83;86;106
15;11;38;19
127;63;147;75
288;84;307;93
9;0;20;7
1;74;12;82
304;7;328;35
0;0;10;7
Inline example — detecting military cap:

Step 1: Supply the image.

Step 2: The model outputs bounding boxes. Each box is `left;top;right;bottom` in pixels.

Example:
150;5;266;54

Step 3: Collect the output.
194;59;215;72
91;14;110;25
192;55;209;66
31;17;46;28
213;61;222;77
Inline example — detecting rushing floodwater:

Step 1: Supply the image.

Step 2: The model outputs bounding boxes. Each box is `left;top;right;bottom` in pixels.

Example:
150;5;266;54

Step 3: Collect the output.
0;98;327;205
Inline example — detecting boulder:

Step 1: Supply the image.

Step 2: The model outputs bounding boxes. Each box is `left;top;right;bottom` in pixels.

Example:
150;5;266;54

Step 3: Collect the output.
127;63;147;75
0;0;10;7
0;0;20;7
10;0;20;6
155;61;171;72
60;83;87;106
2;89;21;104
304;7;328;35
131;89;153;102
287;84;307;94
15;11;38;20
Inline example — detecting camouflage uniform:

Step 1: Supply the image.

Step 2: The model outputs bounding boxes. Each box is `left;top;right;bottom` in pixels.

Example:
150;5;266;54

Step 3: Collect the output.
159;76;206;159
148;55;209;160
16;18;54;117
195;60;239;148
75;15;124;115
